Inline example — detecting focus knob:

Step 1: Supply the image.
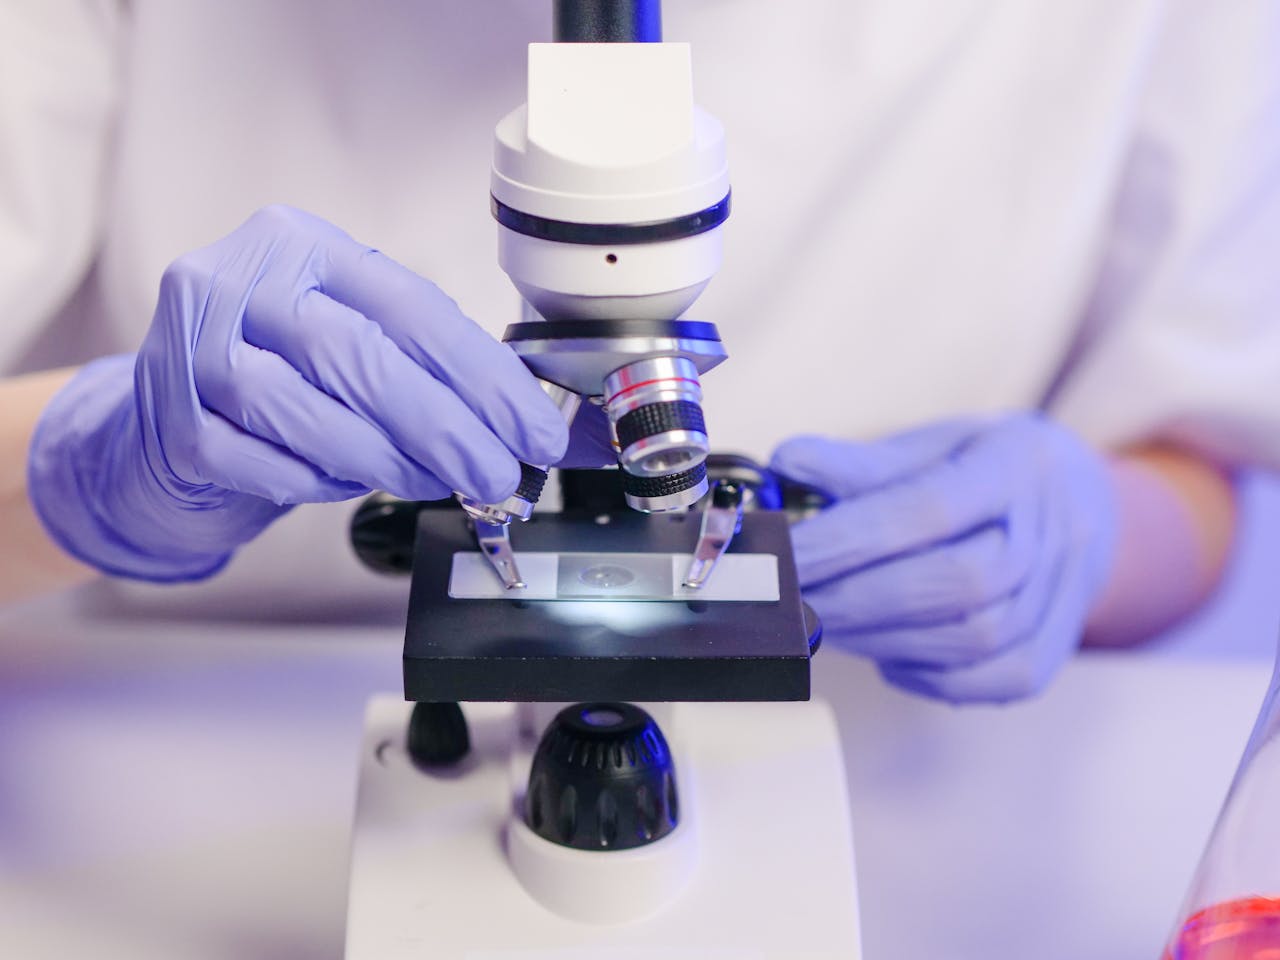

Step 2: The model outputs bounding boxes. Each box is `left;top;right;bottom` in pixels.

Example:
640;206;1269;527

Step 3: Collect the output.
525;702;678;851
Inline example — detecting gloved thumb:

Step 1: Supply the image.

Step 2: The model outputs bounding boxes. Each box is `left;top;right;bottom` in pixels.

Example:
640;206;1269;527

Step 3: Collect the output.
769;419;982;500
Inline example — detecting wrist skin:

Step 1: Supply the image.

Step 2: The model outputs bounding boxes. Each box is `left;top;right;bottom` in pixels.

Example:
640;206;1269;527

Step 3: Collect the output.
1085;444;1237;646
1;368;96;604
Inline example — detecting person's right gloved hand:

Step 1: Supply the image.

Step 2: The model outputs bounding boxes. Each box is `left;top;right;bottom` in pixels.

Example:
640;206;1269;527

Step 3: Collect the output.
28;205;569;582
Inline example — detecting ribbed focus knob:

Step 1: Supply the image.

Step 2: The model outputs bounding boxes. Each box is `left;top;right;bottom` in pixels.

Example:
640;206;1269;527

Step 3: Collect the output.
525;702;678;852
514;462;549;503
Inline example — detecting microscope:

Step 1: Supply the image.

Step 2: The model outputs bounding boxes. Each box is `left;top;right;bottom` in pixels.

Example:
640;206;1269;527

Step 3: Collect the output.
344;3;861;955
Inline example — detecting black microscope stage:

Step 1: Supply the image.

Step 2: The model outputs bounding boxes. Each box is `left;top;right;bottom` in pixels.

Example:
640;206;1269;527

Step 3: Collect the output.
403;508;814;703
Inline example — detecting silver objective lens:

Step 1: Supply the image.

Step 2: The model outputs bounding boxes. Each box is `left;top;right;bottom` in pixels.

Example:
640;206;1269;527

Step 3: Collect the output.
456;380;581;525
620;462;709;513
455;379;581;590
603;356;709;479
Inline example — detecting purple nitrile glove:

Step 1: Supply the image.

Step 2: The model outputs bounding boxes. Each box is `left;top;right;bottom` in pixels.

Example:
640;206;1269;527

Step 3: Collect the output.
770;414;1118;704
558;398;616;469
28;205;569;582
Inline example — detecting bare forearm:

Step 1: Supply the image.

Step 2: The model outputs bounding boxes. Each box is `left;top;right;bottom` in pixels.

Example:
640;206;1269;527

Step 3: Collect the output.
0;368;98;604
1084;445;1237;646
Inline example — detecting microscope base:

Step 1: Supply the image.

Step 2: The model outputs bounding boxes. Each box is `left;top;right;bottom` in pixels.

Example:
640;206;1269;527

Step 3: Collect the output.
344;696;861;958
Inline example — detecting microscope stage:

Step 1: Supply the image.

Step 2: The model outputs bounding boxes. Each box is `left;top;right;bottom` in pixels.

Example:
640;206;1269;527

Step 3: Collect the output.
404;510;813;703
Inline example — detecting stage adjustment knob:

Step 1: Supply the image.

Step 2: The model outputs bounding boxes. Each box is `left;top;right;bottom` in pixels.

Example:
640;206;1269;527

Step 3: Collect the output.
407;702;471;767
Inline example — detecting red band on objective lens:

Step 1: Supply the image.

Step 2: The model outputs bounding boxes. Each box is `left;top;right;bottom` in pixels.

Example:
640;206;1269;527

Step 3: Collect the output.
605;378;700;407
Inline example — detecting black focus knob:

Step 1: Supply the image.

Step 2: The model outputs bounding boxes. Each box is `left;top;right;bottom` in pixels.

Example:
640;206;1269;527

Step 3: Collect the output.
349;492;460;575
525;702;678;852
407;702;471;767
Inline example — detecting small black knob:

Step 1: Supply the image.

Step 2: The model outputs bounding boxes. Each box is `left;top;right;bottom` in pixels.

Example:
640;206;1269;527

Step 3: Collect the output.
525;702;678;851
407;702;471;767
711;478;744;510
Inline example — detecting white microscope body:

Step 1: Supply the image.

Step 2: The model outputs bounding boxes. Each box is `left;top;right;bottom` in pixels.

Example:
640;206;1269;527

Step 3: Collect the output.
345;8;862;955
345;699;860;957
492;40;728;326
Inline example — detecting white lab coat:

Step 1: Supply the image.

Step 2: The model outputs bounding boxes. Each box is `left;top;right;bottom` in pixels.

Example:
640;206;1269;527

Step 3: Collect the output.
2;0;1278;612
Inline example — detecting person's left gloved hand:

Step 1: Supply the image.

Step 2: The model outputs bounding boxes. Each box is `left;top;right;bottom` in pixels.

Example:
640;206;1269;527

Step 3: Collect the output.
770;414;1119;704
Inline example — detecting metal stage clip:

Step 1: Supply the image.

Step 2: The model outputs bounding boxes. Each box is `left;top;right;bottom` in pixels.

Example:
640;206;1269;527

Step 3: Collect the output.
683;479;745;589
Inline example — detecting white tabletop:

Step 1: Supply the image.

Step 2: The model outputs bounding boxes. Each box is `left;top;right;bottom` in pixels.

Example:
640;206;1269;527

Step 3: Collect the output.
2;475;1279;960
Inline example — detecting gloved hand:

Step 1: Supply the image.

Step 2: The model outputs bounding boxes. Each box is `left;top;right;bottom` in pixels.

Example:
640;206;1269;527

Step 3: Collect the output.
771;414;1118;703
28;205;569;582
557;396;616;469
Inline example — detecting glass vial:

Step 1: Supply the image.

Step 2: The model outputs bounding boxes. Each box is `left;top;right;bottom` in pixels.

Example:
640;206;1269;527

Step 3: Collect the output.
1164;644;1280;958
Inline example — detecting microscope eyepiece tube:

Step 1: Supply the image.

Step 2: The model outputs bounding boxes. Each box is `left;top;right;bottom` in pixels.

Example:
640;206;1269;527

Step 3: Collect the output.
553;0;662;43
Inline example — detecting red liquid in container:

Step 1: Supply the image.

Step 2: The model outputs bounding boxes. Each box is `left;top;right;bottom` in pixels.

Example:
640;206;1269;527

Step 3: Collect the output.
1165;897;1280;959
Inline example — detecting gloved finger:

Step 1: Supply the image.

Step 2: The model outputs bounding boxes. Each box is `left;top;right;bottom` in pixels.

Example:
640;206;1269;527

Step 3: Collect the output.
876;566;1072;705
194;340;453;502
790;473;1005;588
316;235;567;466
832;494;1056;668
836;592;1023;668
769;419;981;499
788;421;1041;585
558;400;616;469
177;409;367;505
241;288;521;504
800;521;1031;636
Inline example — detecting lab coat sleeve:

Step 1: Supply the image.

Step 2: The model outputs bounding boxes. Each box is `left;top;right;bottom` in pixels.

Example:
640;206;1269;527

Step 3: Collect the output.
0;1;122;373
1050;0;1280;468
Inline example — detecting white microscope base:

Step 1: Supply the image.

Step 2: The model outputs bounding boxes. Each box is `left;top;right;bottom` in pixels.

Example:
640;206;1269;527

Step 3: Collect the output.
345;696;861;959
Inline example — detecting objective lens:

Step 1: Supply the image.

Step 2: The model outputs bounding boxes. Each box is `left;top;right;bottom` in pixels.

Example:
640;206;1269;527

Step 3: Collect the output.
453;379;578;524
456;462;547;523
621;461;709;513
604;357;710;480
